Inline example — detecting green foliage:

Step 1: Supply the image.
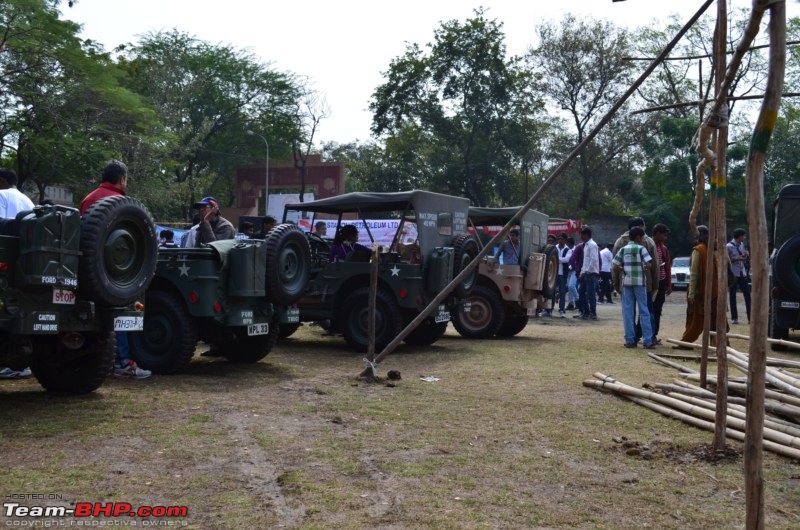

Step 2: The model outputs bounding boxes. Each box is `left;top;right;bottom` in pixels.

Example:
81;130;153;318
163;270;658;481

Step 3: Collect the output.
369;8;545;206
117;30;305;219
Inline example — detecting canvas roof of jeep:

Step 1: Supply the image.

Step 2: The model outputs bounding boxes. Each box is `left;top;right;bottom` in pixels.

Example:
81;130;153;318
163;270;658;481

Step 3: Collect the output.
284;190;468;215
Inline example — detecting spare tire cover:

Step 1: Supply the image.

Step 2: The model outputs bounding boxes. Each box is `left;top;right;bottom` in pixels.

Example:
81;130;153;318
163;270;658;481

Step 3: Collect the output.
452;233;480;298
264;223;312;305
774;234;800;298
79;195;157;307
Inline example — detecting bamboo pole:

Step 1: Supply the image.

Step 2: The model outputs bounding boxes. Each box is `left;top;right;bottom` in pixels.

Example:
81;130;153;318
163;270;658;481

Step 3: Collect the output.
737;1;787;526
584;375;800;455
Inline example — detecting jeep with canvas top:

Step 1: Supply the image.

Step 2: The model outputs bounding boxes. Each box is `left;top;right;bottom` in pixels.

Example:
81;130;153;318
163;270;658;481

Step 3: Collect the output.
452;206;557;338
0;196;157;393
769;183;800;349
281;190;479;352
130;222;311;372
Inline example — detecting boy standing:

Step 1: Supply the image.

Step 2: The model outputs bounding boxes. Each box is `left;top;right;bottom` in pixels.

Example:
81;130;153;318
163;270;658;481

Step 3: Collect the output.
612;226;655;348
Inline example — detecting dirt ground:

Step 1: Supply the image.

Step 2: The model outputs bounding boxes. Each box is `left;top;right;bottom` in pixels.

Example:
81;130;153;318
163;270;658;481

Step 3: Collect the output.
1;292;799;529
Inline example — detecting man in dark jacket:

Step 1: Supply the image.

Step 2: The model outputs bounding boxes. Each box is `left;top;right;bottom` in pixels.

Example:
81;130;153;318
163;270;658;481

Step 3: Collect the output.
193;196;235;246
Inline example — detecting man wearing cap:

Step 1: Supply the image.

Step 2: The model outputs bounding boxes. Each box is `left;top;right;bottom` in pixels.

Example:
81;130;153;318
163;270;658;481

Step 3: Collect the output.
193;196;235;246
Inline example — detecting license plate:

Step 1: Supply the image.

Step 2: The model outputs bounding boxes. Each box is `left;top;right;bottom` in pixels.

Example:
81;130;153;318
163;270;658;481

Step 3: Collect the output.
780;301;800;309
248;323;269;336
462;302;471;312
282;308;300;323
434;305;450;323
52;288;76;305
114;316;144;331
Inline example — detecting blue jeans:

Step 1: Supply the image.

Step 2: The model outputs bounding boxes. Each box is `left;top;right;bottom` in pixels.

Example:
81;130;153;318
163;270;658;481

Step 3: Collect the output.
115;331;130;365
622;285;653;345
729;276;751;321
567;271;579;305
556;274;568;312
579;273;599;316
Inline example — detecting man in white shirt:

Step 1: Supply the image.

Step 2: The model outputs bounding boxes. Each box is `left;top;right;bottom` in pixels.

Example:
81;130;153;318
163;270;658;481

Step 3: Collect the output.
599;243;614;304
0;168;35;218
579;226;600;320
555;233;572;317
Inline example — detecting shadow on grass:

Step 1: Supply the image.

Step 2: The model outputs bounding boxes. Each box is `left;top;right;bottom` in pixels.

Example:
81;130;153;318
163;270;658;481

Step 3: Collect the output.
0;388;115;438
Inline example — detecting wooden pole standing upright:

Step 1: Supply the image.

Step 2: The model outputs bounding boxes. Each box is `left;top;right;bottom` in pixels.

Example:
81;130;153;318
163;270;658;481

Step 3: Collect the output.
712;0;729;454
744;2;786;528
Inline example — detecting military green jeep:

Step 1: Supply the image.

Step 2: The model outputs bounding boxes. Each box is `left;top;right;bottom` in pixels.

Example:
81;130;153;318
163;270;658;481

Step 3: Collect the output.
281;191;479;352
452;207;557;339
0;196;157;393
130;223;310;373
769;183;800;349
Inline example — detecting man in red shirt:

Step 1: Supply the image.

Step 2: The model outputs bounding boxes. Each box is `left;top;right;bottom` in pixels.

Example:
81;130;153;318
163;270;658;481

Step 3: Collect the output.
79;159;128;215
80;160;151;379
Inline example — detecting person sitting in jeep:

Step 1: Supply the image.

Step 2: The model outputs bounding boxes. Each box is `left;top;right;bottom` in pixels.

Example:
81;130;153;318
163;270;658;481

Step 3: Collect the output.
193;196;236;246
329;225;369;262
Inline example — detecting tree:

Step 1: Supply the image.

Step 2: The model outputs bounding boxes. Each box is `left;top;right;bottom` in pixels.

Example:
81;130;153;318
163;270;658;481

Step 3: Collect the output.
118;30;305;218
370;8;544;206
0;0;154;201
526;14;638;213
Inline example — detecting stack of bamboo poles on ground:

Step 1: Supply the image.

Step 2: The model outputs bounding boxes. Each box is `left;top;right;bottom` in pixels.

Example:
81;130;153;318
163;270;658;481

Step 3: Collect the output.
583;338;800;459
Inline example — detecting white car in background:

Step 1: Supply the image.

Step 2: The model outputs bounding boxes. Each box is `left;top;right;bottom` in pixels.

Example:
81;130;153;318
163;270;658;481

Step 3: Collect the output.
671;256;691;290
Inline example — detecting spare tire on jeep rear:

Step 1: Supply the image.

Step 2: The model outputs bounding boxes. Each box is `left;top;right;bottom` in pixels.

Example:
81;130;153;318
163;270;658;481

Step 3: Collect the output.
79;195;158;307
264;223;312;305
774;234;800;298
452;233;479;298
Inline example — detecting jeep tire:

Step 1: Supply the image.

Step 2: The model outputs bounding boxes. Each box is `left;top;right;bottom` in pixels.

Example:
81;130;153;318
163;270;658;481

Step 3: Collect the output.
265;223;312;305
79;195;157;307
30;332;115;394
278;322;301;339
540;244;559;299
403;321;448;346
774;234;800;298
340;286;403;352
453;284;505;339
495;313;529;338
130;290;198;374
452;233;480;298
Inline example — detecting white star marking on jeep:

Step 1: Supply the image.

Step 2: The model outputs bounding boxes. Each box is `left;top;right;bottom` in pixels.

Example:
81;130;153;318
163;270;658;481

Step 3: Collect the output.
390;266;400;277
178;263;190;277
495;266;503;275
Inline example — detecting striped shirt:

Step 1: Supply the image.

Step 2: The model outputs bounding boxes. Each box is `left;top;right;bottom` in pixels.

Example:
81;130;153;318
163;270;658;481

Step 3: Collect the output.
612;241;652;287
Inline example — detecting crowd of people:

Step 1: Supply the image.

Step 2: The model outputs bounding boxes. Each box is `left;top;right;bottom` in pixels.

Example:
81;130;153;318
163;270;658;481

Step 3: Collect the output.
522;215;749;350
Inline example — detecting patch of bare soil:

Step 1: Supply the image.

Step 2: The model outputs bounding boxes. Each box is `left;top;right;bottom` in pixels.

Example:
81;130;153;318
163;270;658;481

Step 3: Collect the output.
612;436;742;463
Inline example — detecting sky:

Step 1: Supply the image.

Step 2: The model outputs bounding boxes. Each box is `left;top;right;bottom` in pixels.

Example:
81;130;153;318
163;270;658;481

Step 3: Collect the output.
63;0;798;145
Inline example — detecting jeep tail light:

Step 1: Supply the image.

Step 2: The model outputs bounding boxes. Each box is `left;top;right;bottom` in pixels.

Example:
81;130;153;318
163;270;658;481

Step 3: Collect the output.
398;288;408;299
188;292;199;303
417;295;423;305
0;262;9;272
214;300;222;313
503;285;511;293
134;302;144;311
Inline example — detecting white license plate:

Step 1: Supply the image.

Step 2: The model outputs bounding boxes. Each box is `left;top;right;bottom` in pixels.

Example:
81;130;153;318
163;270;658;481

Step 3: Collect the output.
283;308;300;323
114;316;144;331
781;301;800;309
434;311;450;324
248;323;270;336
462;302;471;312
52;288;76;305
